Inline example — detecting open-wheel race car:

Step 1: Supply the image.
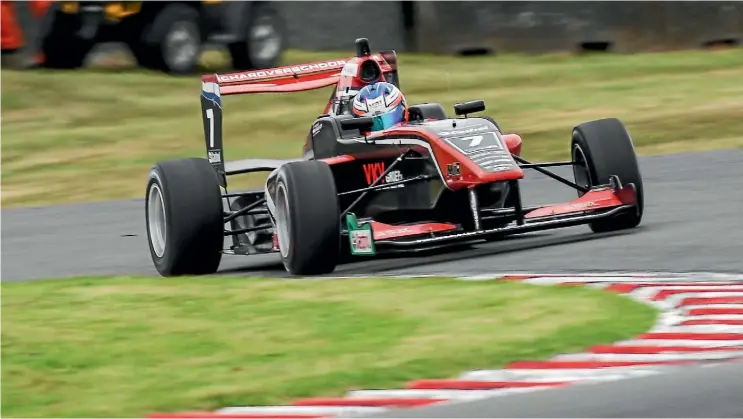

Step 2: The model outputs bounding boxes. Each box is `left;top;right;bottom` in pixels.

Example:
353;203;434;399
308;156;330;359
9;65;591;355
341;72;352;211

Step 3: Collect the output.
145;38;644;276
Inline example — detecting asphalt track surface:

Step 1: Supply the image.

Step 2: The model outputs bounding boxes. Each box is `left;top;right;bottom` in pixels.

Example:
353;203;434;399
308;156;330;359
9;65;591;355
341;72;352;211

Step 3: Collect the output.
3;149;742;282
2;148;743;417
369;361;743;418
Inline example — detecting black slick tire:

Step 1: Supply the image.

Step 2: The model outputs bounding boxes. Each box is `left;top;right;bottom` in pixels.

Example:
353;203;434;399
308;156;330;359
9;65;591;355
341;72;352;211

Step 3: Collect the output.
273;160;340;275
571;118;644;232
145;158;223;276
228;1;285;70
128;3;201;74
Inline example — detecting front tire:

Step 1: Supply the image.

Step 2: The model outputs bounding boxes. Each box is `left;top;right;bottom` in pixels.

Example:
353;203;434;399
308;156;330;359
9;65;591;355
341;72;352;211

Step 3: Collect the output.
273;161;340;275
571;118;644;232
146;158;223;276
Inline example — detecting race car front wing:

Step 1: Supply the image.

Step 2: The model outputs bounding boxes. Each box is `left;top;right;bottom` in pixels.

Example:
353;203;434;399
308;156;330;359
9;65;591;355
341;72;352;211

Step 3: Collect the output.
344;177;639;254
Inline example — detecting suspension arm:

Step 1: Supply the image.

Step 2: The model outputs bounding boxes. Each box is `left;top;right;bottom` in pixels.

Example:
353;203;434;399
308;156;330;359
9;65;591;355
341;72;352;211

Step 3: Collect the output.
512;155;589;193
223;198;266;223
340;147;415;217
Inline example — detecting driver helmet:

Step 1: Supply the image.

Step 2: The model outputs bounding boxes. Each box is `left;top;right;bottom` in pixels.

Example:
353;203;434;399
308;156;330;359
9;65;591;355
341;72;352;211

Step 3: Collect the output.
351;82;408;131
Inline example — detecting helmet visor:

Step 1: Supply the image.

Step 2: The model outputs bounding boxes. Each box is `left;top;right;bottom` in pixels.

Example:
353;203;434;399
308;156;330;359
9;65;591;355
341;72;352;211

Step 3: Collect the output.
370;105;405;131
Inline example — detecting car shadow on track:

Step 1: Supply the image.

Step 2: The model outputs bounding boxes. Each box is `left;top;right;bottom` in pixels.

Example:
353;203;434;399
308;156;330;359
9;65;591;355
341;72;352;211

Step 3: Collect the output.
218;227;641;277
333;228;640;276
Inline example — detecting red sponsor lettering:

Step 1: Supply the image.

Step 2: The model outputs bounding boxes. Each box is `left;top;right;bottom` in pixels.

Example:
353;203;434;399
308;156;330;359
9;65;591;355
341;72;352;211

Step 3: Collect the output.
362;162;385;185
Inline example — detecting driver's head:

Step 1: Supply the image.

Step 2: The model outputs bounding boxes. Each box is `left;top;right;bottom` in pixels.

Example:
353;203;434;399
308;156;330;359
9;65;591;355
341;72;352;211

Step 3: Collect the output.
351;82;407;131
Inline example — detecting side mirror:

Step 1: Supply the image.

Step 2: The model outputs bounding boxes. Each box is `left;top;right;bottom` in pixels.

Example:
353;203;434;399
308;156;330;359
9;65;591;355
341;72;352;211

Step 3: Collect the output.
341;116;375;132
454;100;486;117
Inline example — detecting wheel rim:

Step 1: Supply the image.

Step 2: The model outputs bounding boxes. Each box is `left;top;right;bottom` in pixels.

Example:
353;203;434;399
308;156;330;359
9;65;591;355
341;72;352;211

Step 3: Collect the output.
572;143;592;193
275;183;291;259
147;182;167;258
164;21;200;71
249;15;282;62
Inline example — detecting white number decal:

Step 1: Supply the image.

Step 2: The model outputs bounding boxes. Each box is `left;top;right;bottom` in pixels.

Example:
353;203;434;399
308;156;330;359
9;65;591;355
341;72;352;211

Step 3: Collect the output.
206;108;215;148
460;135;483;147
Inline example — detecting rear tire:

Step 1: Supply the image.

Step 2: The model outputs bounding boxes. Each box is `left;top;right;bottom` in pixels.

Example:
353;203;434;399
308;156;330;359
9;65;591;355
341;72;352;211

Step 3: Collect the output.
273;161;340;275
146;158;223;276
571;118;644;232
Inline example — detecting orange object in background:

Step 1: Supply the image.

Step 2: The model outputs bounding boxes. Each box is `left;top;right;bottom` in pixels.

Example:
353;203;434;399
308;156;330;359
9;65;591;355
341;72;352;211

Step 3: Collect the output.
2;0;51;65
28;0;52;18
1;1;25;51
1;0;52;51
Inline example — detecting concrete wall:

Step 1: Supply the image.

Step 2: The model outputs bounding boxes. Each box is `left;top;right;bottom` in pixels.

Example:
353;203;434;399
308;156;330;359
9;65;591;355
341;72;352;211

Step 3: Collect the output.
278;1;409;52
284;1;743;54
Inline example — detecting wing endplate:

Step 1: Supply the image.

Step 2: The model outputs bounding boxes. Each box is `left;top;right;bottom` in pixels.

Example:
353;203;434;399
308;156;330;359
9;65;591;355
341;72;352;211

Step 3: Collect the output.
201;80;226;187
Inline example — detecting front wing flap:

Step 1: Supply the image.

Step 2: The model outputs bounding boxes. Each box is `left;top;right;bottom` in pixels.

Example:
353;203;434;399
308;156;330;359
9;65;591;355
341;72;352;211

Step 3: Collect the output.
345;183;639;253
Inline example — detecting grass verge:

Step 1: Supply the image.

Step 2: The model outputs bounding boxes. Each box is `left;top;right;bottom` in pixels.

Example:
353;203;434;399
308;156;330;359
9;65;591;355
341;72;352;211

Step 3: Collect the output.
2;48;742;208
1;275;657;417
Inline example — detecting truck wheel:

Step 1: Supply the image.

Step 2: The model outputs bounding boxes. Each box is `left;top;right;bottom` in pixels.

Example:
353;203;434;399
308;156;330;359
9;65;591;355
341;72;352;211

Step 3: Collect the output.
273;161;340;275
40;9;94;69
146;158;224;276
130;3;201;74
228;1;285;70
571;118;644;233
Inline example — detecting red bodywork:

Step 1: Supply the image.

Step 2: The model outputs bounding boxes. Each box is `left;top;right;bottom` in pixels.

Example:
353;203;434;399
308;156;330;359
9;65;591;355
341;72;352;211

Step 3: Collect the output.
202;53;634;244
202;53;526;191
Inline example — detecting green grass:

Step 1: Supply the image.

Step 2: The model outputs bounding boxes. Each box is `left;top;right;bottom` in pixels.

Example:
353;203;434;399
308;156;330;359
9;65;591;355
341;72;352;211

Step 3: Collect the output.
2;48;742;208
1;275;657;417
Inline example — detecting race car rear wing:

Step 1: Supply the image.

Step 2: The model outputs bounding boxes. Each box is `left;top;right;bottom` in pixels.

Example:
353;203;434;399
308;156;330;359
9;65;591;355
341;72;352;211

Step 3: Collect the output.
199;49;399;188
200;58;346;187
